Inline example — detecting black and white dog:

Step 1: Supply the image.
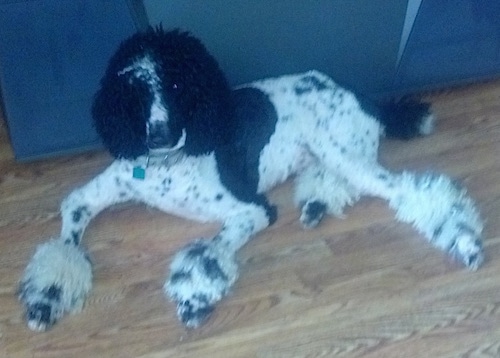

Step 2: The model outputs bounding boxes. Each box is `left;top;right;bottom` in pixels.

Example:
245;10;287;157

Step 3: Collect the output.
19;28;484;331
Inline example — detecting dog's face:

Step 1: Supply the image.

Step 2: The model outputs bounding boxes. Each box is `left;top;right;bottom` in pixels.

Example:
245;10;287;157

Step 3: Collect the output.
92;55;188;159
92;28;234;160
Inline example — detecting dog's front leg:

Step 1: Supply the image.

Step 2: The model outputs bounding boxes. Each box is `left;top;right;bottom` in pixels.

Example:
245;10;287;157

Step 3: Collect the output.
166;203;273;328
19;160;134;331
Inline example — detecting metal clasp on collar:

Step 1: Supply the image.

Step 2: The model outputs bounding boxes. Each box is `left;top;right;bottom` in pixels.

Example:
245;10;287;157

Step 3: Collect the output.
133;153;174;180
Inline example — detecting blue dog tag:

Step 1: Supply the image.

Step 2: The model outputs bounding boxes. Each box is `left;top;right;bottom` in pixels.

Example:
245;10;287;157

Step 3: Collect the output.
133;166;146;180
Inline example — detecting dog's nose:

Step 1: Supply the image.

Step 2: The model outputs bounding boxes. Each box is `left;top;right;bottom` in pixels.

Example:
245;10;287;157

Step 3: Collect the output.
147;132;169;149
147;123;172;149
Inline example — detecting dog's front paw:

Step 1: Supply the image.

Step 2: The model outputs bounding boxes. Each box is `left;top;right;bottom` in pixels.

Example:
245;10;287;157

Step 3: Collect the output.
165;239;238;328
19;239;92;331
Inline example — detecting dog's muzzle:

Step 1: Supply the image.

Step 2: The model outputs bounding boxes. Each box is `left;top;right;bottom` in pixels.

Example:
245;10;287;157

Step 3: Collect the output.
147;121;186;150
147;127;187;154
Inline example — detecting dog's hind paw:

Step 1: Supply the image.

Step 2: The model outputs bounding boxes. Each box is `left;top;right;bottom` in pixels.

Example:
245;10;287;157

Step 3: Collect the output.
300;200;327;229
165;239;238;328
450;232;484;271
19;239;92;331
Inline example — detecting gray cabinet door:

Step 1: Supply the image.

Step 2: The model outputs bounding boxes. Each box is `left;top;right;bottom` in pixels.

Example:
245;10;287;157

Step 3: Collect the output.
144;0;409;95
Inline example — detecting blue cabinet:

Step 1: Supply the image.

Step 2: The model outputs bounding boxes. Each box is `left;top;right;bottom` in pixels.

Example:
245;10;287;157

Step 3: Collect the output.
0;0;139;160
395;0;500;92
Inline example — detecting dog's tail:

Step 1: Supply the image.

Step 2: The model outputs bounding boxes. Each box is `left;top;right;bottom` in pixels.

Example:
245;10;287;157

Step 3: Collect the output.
360;97;435;140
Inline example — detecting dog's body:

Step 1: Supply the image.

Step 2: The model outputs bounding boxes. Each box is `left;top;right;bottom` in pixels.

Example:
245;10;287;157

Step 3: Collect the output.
20;28;484;331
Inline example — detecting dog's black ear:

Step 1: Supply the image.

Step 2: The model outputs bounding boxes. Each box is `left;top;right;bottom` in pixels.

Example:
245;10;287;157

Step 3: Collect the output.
92;74;151;159
181;82;235;156
155;29;236;156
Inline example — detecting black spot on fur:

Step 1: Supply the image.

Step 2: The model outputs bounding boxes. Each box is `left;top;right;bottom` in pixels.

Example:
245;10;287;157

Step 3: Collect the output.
26;303;53;327
215;193;223;201
43;285;62;301
72;212;81;223
294;74;329;95
433;223;444;240
179;300;214;326
465;253;479;267
170;271;192;284
71;230;81;246
161;178;172;193
451;203;465;213
294;87;310;95
125;182;134;192
186;242;208;258
238;222;256;237
202;257;228;281
162;177;172;185
192;293;210;305
72;206;89;223
377;173;388;181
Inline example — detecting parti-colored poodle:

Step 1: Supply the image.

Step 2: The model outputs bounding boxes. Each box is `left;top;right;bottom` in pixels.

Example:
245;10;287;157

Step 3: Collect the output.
19;28;484;331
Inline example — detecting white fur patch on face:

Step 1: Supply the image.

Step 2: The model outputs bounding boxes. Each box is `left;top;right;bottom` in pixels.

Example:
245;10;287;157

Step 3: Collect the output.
118;56;161;87
119;55;170;129
148;95;169;126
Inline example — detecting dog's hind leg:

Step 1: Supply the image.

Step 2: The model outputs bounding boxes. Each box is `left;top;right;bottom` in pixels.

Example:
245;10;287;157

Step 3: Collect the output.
166;201;274;328
294;163;361;228
318;153;484;270
299;91;484;269
19;161;133;331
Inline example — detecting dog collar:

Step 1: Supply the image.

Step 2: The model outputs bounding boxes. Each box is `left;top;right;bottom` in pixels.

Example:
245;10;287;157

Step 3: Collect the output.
132;151;185;180
133;129;187;180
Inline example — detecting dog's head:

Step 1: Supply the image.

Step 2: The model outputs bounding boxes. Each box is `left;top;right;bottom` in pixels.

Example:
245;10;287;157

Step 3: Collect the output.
92;28;233;159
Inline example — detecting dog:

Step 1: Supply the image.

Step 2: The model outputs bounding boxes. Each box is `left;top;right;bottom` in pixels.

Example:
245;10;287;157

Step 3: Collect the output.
19;27;484;331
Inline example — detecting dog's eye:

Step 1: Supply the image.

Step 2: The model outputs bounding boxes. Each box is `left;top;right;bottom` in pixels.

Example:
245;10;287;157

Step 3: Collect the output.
172;83;178;89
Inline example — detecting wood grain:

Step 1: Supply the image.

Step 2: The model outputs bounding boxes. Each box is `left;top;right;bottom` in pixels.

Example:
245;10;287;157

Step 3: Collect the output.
0;81;499;357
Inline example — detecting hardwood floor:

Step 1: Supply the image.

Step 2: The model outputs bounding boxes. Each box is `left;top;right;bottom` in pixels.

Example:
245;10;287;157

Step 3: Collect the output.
0;81;499;357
